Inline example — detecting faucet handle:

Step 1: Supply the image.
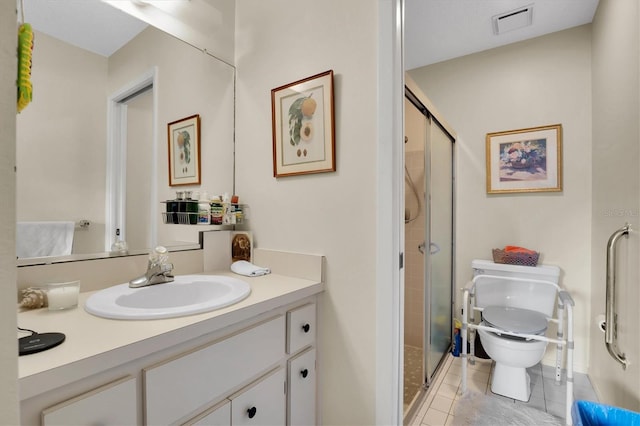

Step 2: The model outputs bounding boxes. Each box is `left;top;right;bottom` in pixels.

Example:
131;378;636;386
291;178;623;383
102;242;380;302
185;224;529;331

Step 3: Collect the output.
160;263;174;274
149;246;169;266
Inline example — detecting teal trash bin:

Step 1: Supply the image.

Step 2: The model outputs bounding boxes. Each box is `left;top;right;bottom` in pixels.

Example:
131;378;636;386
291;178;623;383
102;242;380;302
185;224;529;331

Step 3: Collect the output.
572;400;640;426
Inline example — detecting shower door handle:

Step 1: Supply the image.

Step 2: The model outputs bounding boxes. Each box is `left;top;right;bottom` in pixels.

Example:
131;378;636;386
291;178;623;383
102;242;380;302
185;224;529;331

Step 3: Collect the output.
605;224;629;369
418;242;441;255
429;242;440;255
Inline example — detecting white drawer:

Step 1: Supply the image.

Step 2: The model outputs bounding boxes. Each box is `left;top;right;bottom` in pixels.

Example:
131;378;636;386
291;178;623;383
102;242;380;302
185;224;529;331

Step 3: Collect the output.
229;367;286;426
144;315;285;425
184;400;231;426
42;376;137;425
288;347;316;426
287;303;316;354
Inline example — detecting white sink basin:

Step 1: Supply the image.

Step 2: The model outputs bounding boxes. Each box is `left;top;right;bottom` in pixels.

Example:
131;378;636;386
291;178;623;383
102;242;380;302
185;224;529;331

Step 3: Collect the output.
85;275;251;320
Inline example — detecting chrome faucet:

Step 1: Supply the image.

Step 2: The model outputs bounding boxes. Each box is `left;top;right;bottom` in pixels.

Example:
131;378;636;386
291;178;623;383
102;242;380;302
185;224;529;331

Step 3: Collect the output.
129;246;174;288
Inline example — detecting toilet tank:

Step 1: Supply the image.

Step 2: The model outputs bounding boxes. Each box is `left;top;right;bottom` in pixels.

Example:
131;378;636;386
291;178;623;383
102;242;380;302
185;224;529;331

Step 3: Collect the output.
471;259;561;316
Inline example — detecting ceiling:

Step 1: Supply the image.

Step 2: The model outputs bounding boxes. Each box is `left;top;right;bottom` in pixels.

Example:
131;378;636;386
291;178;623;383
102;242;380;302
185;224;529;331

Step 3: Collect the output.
21;0;147;57
22;0;600;64
405;0;600;70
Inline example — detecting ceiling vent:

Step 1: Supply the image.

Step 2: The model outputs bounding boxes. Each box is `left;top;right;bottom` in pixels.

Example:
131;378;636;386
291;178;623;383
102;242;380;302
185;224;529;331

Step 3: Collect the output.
492;4;534;35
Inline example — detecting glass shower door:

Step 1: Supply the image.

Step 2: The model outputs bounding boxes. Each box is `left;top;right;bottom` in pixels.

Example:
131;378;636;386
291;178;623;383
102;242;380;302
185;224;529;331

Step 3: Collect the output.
424;117;453;382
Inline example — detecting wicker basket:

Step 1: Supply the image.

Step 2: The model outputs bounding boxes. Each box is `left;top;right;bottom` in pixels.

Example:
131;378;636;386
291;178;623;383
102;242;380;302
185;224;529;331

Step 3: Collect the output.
492;248;539;267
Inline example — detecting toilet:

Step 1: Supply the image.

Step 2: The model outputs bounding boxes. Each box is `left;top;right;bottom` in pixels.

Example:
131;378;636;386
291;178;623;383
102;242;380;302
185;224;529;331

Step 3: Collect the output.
471;259;561;402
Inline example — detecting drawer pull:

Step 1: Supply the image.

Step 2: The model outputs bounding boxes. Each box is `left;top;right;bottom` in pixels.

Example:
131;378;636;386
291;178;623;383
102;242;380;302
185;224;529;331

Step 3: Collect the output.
302;323;310;333
247;406;257;419
300;368;309;378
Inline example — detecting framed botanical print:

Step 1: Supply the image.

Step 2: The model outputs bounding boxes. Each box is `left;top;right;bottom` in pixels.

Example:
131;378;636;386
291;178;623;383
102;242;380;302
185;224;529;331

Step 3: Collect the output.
168;114;201;186
271;70;335;177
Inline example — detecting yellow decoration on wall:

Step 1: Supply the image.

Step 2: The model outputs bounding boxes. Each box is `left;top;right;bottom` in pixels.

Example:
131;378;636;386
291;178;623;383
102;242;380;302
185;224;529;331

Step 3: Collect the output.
17;23;34;113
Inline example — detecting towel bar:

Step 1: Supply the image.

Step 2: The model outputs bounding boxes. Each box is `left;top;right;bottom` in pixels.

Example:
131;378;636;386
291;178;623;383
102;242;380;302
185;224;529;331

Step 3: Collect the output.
76;219;91;229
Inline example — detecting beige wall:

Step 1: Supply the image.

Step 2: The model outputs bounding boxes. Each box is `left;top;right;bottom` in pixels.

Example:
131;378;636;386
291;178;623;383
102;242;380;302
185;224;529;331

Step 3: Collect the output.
235;1;379;424
409;25;593;372
0;1;19;423
590;0;640;410
16;31;108;255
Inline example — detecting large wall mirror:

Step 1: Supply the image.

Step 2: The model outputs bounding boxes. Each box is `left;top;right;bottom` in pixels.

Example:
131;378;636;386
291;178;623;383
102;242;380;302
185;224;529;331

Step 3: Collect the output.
16;0;235;265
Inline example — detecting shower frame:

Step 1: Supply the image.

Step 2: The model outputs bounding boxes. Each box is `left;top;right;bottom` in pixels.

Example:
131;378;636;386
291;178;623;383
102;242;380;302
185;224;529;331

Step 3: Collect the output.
403;83;456;418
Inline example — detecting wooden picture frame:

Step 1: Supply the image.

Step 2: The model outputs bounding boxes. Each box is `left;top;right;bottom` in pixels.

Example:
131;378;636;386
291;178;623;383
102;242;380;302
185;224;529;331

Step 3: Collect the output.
168;114;201;186
486;124;562;194
271;70;335;177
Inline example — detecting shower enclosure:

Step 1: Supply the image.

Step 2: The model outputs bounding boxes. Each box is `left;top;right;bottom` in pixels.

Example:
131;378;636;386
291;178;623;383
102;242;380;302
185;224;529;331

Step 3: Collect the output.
403;88;455;415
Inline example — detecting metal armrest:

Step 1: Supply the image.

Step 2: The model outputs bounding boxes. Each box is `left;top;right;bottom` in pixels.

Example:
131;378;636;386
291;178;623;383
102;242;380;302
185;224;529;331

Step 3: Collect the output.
559;290;574;307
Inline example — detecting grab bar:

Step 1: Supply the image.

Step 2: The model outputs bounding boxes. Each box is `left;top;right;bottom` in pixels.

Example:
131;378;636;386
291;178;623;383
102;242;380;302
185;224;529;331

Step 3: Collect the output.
605;224;629;369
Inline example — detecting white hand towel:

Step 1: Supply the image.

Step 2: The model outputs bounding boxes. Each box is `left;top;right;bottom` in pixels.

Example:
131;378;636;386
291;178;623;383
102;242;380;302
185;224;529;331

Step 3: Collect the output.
231;260;271;277
16;221;75;258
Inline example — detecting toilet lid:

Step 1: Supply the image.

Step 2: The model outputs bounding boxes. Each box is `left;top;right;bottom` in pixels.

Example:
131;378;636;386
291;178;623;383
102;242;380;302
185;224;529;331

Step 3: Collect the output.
482;306;548;335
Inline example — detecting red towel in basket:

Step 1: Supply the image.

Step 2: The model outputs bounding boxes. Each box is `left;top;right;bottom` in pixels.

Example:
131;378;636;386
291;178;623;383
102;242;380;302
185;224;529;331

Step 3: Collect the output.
504;245;537;255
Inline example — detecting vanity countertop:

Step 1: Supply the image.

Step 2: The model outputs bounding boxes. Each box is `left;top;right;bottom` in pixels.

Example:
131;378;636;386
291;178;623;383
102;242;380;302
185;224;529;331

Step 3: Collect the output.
17;271;323;401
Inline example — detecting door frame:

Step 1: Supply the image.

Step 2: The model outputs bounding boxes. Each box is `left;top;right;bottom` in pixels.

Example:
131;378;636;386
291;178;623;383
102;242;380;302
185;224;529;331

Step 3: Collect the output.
375;0;404;424
105;67;159;252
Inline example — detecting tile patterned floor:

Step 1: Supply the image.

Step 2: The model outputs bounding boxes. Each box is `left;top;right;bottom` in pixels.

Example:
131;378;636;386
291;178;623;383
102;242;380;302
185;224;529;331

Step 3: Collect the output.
407;354;599;426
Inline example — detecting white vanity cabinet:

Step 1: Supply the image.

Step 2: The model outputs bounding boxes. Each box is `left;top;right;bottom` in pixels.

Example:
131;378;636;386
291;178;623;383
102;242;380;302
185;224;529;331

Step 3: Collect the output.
288;348;316;425
184;368;286;426
41;376;136;425
145;315;285;425
25;297;319;426
176;303;317;426
287;303;316;354
229;367;286;425
286;303;317;425
184;400;231;426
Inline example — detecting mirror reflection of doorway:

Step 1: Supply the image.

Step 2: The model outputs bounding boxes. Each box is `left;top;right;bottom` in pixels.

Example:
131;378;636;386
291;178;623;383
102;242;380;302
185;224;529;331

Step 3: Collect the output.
403;89;455;417
123;87;153;251
106;70;157;253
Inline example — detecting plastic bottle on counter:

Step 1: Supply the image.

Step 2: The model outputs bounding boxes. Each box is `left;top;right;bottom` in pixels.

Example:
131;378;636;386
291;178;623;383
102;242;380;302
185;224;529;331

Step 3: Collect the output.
198;201;211;224
197;190;211;225
222;193;235;225
211;196;223;225
231;195;243;224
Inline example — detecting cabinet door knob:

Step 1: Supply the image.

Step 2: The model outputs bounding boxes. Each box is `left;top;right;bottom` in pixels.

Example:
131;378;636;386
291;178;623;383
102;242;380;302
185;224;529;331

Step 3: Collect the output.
302;323;310;333
247;406;257;419
300;368;309;378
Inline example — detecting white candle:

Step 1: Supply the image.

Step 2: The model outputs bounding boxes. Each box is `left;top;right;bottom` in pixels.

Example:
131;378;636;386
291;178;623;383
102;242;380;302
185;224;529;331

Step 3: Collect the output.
46;281;80;310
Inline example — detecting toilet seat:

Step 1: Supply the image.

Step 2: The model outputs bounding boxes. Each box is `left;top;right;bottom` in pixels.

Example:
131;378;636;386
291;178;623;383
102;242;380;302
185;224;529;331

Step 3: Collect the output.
483;305;548;335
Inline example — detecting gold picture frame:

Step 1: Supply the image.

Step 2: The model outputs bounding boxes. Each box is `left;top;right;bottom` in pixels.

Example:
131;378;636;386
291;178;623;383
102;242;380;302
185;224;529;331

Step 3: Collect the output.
486;124;562;194
168;114;201;186
271;70;335;177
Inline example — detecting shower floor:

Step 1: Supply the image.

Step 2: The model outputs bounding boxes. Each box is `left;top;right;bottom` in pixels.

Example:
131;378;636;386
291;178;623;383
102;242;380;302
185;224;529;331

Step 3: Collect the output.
404;344;424;410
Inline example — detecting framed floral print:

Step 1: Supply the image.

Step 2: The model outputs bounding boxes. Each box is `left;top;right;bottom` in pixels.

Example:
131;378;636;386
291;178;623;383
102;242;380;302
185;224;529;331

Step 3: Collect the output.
271;70;335;177
168;114;201;186
486;124;562;194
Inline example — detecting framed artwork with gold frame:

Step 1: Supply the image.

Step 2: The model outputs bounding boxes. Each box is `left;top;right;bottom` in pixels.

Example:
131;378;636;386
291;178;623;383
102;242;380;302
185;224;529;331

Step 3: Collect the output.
486;124;562;194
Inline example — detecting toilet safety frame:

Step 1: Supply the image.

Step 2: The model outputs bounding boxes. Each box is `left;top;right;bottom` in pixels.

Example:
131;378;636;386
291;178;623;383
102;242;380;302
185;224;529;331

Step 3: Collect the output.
460;274;575;425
